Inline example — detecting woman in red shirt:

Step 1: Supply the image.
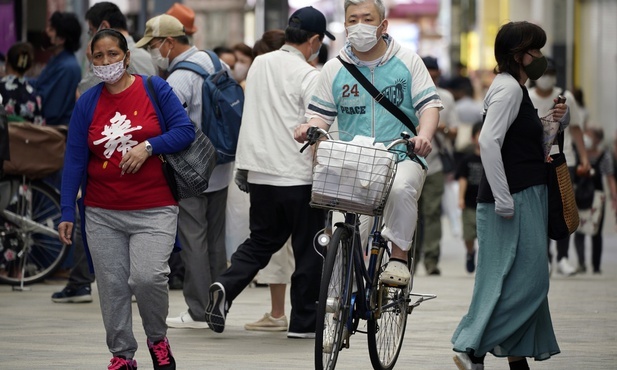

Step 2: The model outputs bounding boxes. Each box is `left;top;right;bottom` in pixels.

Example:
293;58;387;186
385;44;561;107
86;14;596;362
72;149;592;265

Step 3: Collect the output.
58;29;193;370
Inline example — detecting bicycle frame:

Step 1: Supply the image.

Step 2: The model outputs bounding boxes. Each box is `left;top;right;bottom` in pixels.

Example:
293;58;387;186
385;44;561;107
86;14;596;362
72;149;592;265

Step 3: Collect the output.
338;211;410;333
310;127;436;370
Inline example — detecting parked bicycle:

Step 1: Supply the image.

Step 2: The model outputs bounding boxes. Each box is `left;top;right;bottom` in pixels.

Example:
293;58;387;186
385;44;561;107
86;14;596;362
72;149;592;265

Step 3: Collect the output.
300;127;436;370
0;103;69;288
0;175;68;287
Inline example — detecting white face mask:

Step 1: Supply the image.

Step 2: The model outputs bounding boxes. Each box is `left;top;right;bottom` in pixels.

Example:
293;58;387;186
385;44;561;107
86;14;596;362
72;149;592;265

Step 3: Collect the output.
535;74;556;90
232;62;249;82
149;40;170;71
92;57;126;84
346;22;382;53
308;41;321;63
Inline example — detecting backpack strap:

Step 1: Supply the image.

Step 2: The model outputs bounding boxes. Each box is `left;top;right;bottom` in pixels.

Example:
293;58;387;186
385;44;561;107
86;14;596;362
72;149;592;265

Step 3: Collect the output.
204;50;222;72
170;50;222;76
171;60;208;78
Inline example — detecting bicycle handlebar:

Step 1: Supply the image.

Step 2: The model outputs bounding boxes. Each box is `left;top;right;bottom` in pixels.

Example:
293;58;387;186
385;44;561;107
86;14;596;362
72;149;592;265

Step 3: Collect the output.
299;126;332;153
300;128;425;169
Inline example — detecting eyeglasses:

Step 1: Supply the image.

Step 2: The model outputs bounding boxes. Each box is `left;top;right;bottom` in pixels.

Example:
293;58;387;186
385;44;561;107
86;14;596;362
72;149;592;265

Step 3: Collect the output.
526;51;542;59
146;39;165;52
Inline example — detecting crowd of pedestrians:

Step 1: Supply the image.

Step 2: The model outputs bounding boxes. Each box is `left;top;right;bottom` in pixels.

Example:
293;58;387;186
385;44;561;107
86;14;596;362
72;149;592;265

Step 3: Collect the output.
1;1;616;369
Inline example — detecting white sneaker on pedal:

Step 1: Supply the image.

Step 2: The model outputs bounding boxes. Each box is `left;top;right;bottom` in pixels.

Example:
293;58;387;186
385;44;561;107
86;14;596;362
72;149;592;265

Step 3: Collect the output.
380;260;410;286
166;311;210;329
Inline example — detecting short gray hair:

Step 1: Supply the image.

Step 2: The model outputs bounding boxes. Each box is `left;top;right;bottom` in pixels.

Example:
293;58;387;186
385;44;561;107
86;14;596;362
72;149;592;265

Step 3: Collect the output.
344;0;386;21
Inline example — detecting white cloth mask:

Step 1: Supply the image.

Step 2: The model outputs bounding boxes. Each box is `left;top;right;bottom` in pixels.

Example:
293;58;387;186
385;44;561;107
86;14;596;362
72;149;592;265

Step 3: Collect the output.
150;41;170;70
308;42;321;63
346;22;382;52
92;57;126;84
535;75;556;90
232;62;249;82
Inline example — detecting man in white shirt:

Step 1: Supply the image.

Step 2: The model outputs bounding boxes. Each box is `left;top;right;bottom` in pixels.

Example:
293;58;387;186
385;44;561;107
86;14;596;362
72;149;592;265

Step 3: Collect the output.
204;6;334;339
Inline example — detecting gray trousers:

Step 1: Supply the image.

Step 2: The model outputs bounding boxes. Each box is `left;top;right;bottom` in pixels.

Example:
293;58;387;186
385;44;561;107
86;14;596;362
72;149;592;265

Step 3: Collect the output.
177;187;228;321
85;206;177;359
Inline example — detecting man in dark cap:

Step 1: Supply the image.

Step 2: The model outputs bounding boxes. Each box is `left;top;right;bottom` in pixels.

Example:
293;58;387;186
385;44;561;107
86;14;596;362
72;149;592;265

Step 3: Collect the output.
205;6;334;339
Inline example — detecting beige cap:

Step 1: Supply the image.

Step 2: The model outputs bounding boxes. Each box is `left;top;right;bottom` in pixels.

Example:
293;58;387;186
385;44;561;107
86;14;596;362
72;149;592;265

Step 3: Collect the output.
135;14;186;48
166;3;197;35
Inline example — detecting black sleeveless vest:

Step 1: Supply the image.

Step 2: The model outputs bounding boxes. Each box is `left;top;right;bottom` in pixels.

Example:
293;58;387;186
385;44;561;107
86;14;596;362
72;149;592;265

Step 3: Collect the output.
477;85;547;203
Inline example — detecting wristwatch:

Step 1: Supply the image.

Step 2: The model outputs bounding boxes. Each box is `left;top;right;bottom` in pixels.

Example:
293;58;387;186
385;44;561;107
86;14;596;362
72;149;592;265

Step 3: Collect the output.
144;140;153;156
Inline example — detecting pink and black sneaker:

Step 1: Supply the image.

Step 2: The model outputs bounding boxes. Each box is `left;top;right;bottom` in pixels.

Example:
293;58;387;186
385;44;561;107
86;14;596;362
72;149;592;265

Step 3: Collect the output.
147;337;176;370
108;356;137;370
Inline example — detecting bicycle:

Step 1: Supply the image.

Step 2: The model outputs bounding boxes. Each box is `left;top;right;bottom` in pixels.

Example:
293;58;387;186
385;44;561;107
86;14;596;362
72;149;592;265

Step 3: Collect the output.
300;127;436;370
0;174;69;288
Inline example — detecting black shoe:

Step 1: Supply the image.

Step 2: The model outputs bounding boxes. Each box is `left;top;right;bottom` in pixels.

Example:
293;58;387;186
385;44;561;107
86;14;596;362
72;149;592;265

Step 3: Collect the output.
466;250;476;273
205;282;228;333
427;267;441;276
51;286;93;303
147;337;175;370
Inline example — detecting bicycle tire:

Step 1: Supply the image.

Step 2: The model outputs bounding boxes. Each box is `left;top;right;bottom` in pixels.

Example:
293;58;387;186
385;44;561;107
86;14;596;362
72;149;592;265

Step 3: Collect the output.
0;180;69;285
367;247;411;370
315;226;354;370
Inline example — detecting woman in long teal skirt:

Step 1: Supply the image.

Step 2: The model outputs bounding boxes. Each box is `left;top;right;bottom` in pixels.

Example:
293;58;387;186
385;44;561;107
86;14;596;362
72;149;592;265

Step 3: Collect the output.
451;21;567;370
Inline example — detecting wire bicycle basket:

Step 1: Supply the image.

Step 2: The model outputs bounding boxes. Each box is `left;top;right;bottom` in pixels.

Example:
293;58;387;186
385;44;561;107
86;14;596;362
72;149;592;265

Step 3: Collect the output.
310;139;397;216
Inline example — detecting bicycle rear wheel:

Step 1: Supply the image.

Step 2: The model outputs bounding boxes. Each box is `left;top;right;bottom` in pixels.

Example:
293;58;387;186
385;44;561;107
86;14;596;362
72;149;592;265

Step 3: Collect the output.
0;180;69;285
367;247;411;370
315;226;354;370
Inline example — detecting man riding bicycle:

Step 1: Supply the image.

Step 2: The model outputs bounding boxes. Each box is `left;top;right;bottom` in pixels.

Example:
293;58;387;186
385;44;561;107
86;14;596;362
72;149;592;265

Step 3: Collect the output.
294;0;442;286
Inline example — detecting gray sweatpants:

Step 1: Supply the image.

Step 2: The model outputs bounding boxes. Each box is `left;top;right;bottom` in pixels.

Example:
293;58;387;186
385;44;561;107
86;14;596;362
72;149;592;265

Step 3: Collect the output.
85;206;178;359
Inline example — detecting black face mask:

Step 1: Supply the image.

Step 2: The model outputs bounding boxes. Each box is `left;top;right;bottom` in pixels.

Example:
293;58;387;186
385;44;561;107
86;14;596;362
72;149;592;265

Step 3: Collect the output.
523;54;548;81
40;31;53;51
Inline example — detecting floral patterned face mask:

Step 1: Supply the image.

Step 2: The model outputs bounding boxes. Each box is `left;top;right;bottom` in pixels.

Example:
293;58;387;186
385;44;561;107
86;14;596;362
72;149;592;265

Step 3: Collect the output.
93;57;126;84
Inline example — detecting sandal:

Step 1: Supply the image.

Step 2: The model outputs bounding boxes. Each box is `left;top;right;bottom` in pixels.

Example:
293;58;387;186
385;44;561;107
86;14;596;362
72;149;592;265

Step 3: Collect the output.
381;260;410;286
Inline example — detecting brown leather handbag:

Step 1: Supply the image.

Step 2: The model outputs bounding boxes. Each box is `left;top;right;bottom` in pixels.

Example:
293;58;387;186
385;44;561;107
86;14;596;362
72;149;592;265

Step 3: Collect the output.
3;121;67;179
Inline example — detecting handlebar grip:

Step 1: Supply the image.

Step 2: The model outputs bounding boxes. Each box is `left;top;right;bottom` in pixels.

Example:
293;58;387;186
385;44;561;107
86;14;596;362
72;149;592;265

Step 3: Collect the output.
300;142;311;153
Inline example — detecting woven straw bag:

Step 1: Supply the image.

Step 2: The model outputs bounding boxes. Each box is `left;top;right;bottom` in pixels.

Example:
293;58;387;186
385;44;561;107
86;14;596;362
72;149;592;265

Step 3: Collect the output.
547;132;579;240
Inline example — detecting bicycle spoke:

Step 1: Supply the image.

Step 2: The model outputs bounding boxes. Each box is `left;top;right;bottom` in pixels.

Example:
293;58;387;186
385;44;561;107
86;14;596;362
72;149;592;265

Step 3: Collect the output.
315;227;353;370
0;181;69;285
367;248;410;370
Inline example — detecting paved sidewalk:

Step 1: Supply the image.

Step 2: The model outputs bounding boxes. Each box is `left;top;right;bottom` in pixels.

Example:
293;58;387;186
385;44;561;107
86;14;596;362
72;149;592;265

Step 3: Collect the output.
1;222;616;369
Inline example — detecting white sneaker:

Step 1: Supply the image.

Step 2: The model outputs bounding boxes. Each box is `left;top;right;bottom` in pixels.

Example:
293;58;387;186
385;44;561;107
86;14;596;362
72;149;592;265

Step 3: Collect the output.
556;258;576;276
453;353;484;370
166;311;210;329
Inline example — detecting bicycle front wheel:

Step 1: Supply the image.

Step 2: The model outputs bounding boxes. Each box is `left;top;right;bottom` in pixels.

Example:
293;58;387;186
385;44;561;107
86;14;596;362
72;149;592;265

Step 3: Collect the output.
367;247;411;370
0;180;69;285
315;226;354;370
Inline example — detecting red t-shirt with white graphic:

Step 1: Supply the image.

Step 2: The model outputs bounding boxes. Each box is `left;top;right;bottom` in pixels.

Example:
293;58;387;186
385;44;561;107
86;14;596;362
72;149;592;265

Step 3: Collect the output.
85;75;176;210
